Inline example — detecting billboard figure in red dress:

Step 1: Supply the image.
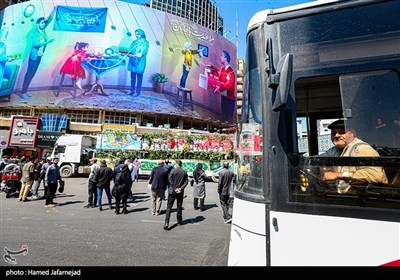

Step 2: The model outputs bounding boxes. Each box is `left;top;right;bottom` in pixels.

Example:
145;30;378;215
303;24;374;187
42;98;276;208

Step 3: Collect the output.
60;42;89;89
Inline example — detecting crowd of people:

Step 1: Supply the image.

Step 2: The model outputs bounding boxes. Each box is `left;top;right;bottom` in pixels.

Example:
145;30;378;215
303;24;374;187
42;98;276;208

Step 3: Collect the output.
0;155;62;207
0;154;235;230
70;156;234;230
4;118;386;230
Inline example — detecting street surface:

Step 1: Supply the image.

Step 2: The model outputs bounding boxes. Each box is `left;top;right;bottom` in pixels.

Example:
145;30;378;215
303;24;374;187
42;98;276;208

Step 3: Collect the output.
0;177;231;269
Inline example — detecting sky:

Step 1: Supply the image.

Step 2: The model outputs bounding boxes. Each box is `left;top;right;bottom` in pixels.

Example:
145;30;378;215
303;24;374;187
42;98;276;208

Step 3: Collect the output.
214;0;315;59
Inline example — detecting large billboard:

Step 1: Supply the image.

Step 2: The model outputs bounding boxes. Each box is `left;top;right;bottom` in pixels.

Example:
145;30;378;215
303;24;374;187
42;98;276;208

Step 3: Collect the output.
0;0;237;124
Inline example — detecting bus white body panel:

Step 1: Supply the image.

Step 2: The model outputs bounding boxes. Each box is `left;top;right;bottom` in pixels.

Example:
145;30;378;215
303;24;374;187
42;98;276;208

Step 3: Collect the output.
270;211;400;266
228;197;266;266
231;0;400;266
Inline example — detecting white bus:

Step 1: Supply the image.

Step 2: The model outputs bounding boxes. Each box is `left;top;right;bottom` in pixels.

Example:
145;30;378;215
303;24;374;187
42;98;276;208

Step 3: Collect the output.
229;0;400;266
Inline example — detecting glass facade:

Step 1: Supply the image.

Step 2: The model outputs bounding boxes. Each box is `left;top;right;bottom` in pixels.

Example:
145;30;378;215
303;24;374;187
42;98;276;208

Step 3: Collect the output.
150;0;223;35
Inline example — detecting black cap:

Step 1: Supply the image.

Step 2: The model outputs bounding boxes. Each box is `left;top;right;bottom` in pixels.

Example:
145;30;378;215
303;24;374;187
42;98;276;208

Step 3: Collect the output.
328;119;345;129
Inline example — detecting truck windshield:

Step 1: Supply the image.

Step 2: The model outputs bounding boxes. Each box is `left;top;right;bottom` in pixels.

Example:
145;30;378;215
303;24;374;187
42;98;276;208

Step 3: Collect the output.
54;145;66;154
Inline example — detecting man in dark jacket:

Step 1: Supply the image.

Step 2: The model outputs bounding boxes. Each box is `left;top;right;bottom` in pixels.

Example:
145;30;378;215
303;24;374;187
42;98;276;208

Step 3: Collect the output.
44;157;61;207
218;161;235;224
31;158;43;199
164;159;188;230
95;160;114;211
148;160;168;215
113;159;125;184
113;163;132;215
163;159;174;201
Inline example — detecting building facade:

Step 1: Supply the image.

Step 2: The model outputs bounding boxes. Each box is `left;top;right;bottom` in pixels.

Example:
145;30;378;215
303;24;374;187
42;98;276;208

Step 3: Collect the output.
0;0;237;159
123;0;223;35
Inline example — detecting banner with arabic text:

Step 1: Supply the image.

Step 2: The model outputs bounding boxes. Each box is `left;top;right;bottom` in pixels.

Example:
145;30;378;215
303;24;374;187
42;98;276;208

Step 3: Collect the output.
54;6;107;33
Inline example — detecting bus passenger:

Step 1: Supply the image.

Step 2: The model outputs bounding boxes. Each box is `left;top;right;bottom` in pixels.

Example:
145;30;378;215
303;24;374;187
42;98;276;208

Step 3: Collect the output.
322;119;388;193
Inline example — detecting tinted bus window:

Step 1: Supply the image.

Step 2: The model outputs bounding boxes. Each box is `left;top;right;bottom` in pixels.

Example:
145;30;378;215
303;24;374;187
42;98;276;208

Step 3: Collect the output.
291;70;400;210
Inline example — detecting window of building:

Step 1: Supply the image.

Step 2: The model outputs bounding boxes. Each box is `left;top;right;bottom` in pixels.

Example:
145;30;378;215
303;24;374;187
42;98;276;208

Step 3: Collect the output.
104;111;137;125
0;108;31;118
66;109;100;124
33;108;64;116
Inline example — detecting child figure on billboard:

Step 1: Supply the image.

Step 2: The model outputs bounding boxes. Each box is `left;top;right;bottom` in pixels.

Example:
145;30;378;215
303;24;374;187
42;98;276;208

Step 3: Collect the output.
59;42;90;89
179;41;203;90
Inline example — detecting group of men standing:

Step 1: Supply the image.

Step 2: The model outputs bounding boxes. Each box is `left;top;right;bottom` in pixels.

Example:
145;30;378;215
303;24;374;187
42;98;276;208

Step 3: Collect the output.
0;155;62;207
147;159;188;230
20;156;61;208
84;158;140;214
148;158;235;230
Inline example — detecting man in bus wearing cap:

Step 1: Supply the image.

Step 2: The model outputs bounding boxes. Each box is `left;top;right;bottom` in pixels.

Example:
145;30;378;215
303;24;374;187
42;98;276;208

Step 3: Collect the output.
322;119;388;193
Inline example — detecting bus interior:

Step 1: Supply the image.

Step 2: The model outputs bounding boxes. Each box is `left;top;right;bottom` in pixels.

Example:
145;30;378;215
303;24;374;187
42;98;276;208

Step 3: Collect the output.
292;70;400;209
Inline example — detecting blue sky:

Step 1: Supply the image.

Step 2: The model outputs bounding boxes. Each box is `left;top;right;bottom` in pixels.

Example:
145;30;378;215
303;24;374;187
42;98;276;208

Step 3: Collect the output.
214;0;314;59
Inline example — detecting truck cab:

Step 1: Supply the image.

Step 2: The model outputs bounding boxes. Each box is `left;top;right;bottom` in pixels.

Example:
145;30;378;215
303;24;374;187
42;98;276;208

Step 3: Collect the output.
51;134;96;178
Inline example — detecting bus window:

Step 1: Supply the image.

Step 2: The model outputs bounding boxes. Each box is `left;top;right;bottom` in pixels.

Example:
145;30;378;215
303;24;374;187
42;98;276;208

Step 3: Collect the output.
235;32;264;197
290;70;400;209
237;123;263;196
339;70;400;149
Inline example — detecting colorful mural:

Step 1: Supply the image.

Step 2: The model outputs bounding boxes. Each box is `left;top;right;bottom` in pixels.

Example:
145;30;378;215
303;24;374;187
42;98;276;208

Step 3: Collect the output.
0;0;237;124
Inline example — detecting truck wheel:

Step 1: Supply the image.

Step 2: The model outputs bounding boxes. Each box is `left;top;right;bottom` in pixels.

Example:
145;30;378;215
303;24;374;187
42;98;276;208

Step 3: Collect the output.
60;165;73;178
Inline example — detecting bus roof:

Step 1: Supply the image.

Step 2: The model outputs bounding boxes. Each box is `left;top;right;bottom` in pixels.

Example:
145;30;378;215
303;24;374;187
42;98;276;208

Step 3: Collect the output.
248;0;350;31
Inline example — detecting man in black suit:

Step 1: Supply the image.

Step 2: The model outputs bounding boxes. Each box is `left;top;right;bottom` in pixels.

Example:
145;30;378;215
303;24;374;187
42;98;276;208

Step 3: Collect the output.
218;161;235;224
164;159;188;230
148;160;168;215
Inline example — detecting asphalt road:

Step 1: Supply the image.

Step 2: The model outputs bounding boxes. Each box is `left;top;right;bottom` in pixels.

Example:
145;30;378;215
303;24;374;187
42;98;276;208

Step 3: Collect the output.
0;177;231;270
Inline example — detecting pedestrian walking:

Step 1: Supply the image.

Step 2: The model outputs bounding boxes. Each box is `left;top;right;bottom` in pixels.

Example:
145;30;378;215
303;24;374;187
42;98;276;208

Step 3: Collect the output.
41;157;52;199
113;163;132;214
192;162;207;211
163;159;174;201
19;157;35;202
217;161;235;224
148;160;168;215
95;159;114;211
84;158;99;208
30;158;44;199
44;157;62;207
164;159;188;230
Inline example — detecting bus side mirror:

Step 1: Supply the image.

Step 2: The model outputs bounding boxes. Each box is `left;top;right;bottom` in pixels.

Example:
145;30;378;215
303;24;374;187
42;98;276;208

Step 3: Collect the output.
269;53;293;111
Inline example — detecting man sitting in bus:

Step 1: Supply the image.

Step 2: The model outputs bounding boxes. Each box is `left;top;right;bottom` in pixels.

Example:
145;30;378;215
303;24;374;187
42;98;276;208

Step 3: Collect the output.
322;119;388;193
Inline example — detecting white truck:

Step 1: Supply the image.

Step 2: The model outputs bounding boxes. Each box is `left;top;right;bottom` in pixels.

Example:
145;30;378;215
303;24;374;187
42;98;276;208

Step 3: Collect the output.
51;134;97;178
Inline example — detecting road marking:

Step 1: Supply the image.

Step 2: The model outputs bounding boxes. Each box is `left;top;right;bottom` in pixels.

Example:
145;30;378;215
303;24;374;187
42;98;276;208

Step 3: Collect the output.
141;220;164;223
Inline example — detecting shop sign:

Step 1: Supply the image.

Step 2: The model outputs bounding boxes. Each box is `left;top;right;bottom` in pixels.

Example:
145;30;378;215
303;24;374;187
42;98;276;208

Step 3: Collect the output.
36;131;64;147
102;124;135;133
0;130;8;147
8;116;39;147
